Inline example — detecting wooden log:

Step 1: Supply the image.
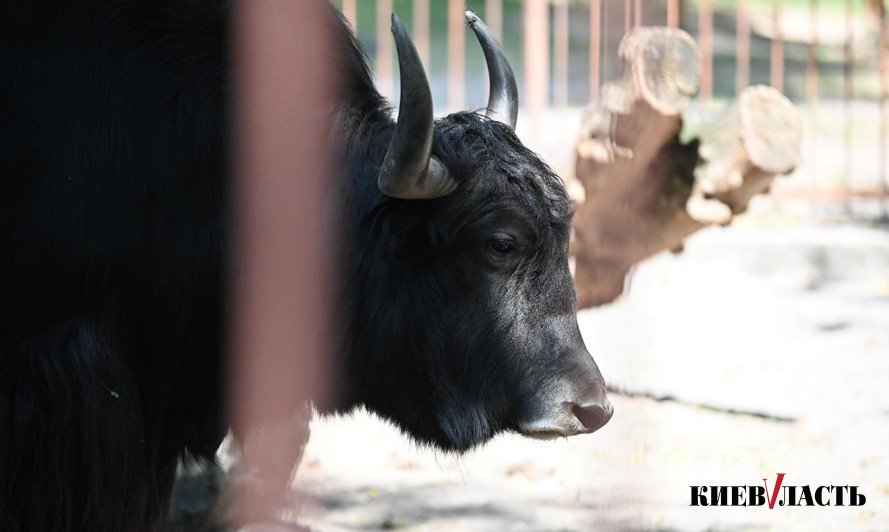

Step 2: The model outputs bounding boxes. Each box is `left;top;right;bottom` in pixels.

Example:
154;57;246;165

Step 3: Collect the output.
695;85;802;216
572;27;802;309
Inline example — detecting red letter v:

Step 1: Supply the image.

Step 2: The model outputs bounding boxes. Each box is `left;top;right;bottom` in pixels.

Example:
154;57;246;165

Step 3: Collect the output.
763;473;786;509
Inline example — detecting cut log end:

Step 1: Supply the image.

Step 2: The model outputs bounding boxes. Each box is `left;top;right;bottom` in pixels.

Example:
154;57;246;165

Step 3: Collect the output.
620;27;701;116
739;85;803;174
693;84;803;217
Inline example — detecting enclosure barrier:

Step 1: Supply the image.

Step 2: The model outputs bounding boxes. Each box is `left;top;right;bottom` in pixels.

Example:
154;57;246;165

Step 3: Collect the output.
338;0;889;208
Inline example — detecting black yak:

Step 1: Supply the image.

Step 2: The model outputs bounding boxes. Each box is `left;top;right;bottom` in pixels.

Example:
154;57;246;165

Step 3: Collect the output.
0;1;612;529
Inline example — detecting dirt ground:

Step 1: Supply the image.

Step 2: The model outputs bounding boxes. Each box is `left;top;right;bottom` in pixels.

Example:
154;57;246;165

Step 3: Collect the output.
292;209;889;531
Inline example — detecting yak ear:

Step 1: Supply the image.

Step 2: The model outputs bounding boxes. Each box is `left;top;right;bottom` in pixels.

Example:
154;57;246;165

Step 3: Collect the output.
465;11;518;129
378;14;457;200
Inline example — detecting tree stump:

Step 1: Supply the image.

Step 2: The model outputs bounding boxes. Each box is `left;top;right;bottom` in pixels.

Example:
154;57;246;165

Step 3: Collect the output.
572;27;802;308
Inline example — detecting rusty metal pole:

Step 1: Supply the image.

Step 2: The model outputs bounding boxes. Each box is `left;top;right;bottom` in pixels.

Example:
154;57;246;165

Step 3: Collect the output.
555;0;570;106
413;0;430;68
342;0;357;30
667;0;681;28
736;0;750;94
879;2;889;217
601;0;610;101
231;0;335;522
808;0;820;189
525;0;549;142
590;0;601;101
376;0;394;99
771;0;785;93
624;0;631;34
844;0;854;193
486;0;503;41
807;1;820;101
699;0;713;102
448;0;466;110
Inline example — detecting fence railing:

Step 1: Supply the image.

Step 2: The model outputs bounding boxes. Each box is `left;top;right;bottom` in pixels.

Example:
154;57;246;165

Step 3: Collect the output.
336;0;889;200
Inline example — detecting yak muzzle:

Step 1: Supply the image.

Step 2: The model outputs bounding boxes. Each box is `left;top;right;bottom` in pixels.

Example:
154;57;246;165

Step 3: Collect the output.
517;383;613;439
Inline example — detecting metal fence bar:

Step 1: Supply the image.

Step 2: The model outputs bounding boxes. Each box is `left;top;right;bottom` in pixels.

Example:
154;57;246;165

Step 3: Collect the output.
602;0;610;96
485;0;503;41
343;0;357;30
624;0;631;34
590;0;601;101
413;0;430;68
635;0;642;28
878;1;889;213
667;0;680;28
376;0;394;98
448;0;465;109
771;0;785;92
231;0;335;521
699;0;713;102
736;0;750;93
807;0;819;103
525;0;548;138
808;0;820;186
844;0;855;191
555;0;570;106
882;51;888;207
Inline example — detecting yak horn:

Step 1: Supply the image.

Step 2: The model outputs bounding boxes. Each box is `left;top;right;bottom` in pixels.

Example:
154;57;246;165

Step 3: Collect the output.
465;11;518;129
378;14;456;199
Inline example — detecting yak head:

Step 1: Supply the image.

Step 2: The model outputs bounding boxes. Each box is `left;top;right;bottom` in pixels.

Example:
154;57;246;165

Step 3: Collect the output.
342;13;612;452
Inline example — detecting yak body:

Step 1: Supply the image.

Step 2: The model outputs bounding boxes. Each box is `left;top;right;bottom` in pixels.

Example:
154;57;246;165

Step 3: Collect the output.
1;2;233;528
0;1;609;530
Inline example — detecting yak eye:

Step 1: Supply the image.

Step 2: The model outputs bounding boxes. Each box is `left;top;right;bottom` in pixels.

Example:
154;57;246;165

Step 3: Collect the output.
491;240;512;253
486;237;516;257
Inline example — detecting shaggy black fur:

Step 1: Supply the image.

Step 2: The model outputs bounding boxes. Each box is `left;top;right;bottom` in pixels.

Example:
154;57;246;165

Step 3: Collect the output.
0;1;585;530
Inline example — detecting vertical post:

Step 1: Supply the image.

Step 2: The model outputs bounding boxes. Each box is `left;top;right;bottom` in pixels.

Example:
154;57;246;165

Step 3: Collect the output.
555;0;570;106
844;0;854;191
602;0;610;89
414;0;430;68
376;0;394;99
634;0;642;28
231;0;334;522
342;0;357;30
699;0;713;102
448;0;465;110
807;0;820;187
667;0;681;28
807;0;819;103
486;0;503;41
525;0;549;141
590;0;601;101
877;0;889;216
624;0;631;34
736;0;750;94
771;0;785;92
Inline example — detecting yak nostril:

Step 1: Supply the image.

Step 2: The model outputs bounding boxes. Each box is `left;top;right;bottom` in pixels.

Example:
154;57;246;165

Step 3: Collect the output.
571;399;613;433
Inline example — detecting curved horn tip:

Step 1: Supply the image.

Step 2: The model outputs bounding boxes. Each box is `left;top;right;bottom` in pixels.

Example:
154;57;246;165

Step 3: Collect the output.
390;13;402;32
465;11;519;129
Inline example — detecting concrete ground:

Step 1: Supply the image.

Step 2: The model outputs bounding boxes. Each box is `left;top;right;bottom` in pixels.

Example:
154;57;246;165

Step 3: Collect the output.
292;206;889;531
